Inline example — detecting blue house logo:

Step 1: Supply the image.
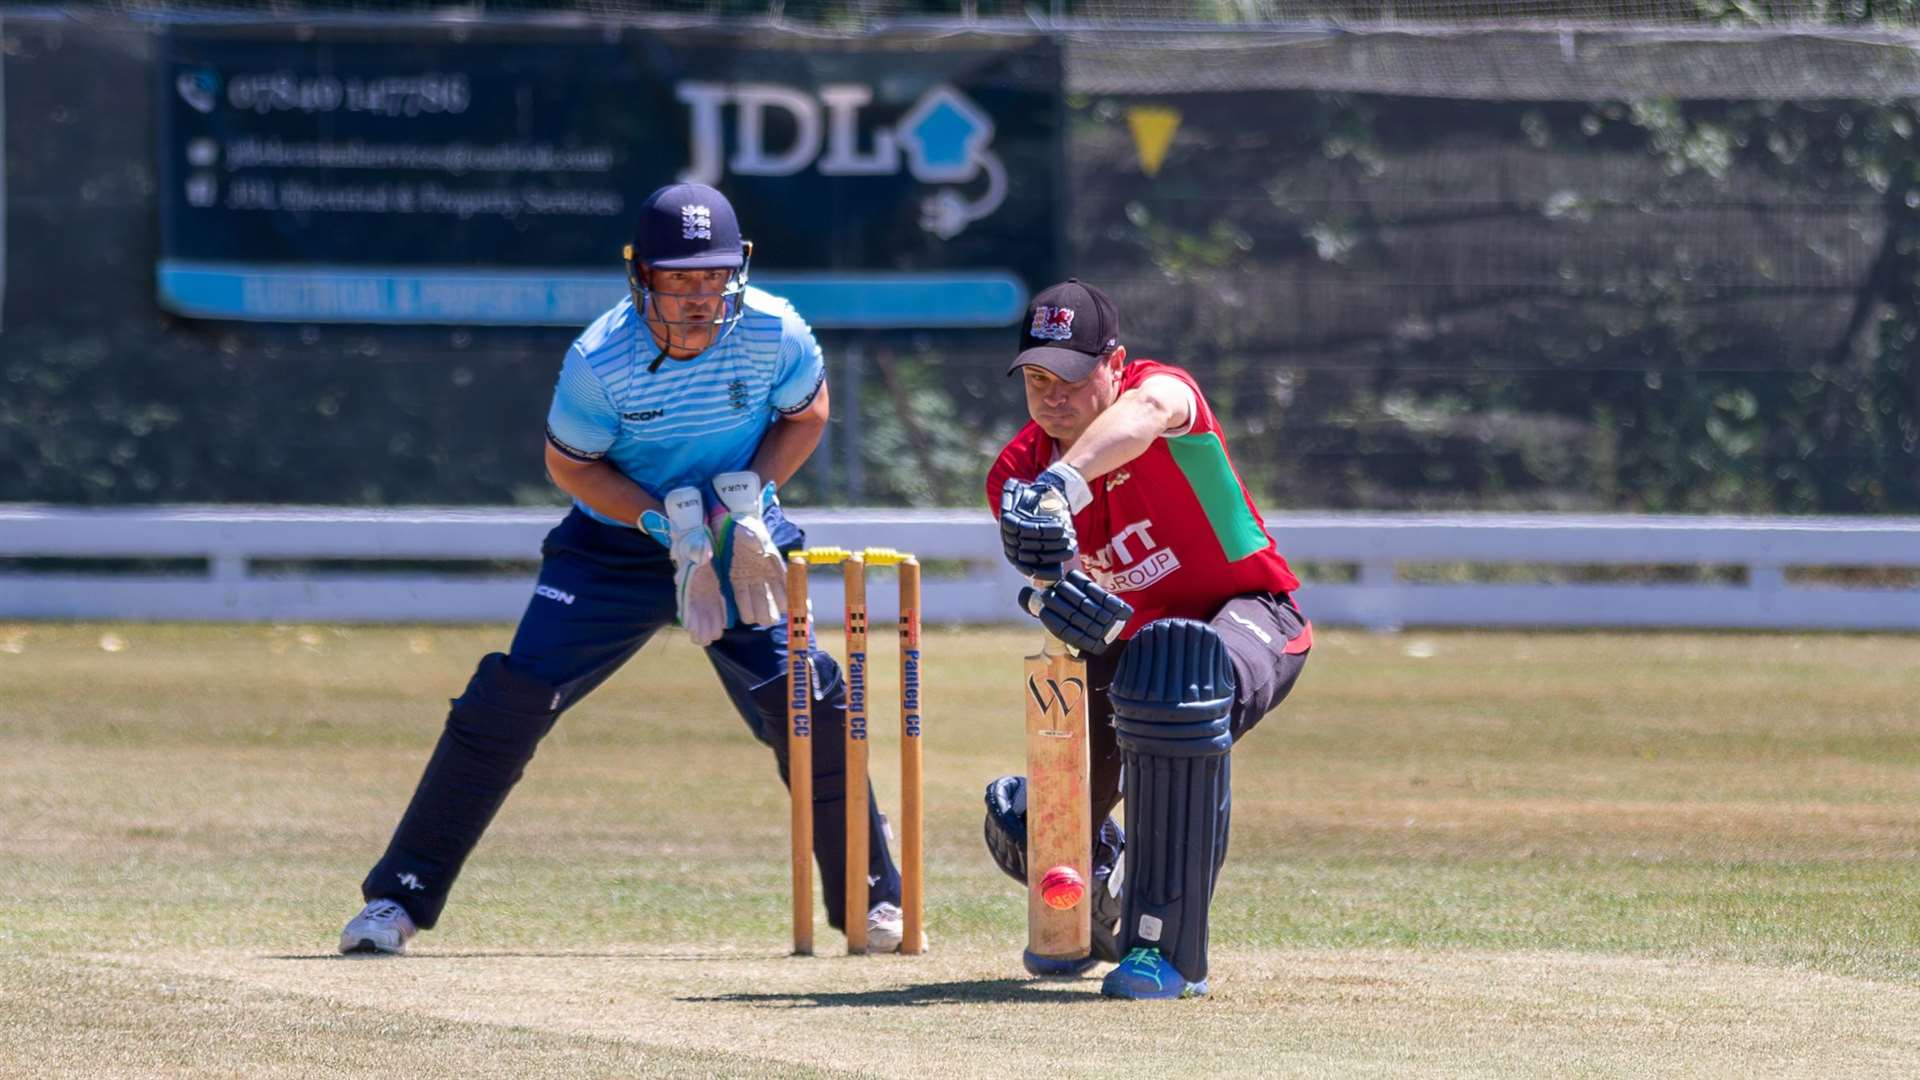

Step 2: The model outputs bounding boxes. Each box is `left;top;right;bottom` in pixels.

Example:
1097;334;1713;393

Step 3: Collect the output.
899;87;994;183
898;86;1003;240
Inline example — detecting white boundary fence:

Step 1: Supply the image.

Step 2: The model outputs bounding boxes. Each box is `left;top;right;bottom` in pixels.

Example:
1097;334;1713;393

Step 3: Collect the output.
3;505;1920;630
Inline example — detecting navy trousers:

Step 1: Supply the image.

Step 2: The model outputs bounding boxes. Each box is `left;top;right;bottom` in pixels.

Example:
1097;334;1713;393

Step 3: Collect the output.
363;505;902;930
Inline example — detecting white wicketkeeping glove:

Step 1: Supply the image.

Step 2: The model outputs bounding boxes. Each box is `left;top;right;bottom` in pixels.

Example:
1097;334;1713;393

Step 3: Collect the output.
640;487;729;647
712;470;786;628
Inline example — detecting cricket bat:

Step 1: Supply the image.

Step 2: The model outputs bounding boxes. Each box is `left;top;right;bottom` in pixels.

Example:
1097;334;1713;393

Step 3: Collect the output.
1023;623;1092;974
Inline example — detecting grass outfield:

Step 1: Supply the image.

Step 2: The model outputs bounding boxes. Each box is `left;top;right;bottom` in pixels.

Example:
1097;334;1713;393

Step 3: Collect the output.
3;622;1919;1077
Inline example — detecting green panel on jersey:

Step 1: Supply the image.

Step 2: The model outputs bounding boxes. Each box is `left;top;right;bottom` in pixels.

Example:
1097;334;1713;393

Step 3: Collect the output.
1167;432;1269;561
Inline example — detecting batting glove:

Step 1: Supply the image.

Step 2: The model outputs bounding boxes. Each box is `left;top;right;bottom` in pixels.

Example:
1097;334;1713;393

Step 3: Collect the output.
1018;569;1133;656
641;487;729;647
999;463;1091;581
711;470;785;628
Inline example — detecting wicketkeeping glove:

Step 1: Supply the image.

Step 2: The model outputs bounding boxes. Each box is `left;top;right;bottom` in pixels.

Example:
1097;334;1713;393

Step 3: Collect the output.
711;470;785;628
1018;569;1133;656
641;487;729;647
999;463;1091;581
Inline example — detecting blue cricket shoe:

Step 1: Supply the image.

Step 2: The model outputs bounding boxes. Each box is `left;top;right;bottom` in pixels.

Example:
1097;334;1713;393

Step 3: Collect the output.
1100;947;1208;1000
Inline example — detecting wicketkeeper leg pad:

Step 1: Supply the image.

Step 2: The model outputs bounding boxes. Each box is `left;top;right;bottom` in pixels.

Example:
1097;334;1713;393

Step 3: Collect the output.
1110;618;1235;985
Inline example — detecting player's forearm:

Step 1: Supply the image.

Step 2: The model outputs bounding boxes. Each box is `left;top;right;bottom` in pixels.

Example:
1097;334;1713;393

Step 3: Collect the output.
748;383;831;488
1059;392;1175;481
544;442;664;526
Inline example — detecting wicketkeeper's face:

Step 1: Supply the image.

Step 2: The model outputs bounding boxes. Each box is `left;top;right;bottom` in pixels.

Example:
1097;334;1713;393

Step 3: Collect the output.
1021;349;1125;444
641;267;736;357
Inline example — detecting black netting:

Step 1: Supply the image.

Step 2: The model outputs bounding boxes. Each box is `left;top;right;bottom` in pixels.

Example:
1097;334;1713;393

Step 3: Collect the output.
6;7;1919;512
54;0;1920;25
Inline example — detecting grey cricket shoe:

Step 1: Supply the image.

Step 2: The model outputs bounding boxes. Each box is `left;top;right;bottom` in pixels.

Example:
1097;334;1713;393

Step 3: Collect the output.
865;901;905;953
339;899;417;955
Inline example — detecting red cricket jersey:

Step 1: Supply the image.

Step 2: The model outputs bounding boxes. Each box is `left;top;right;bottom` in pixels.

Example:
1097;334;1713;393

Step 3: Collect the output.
986;360;1301;638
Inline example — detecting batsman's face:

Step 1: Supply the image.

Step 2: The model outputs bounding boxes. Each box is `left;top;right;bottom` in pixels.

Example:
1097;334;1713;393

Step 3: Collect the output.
642;267;735;358
1022;350;1125;445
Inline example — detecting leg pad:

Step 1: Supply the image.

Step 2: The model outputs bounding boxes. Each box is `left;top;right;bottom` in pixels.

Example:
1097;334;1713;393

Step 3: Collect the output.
1111;619;1235;984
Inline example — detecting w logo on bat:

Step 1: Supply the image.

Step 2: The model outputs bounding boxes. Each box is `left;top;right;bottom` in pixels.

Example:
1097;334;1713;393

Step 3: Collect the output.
1027;675;1085;731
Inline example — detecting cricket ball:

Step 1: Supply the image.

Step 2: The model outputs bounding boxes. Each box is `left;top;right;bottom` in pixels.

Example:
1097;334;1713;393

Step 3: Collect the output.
1039;865;1085;910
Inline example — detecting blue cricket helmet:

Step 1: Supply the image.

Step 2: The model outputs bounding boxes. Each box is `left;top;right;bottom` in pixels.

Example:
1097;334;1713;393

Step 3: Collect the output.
629;182;745;269
623;182;754;356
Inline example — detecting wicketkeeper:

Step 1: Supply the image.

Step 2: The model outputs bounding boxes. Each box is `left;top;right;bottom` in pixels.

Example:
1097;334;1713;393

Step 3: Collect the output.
982;278;1313;999
339;183;906;955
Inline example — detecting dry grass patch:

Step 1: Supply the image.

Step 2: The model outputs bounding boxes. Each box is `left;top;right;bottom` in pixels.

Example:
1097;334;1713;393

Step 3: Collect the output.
5;624;1920;1075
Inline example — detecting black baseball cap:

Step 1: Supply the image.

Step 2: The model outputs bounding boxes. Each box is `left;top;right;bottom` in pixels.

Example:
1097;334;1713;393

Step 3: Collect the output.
1008;278;1120;381
628;182;744;270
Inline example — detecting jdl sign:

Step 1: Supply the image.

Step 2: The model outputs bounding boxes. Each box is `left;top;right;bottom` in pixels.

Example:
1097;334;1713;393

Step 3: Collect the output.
678;82;1002;239
640;34;1061;279
157;26;1060;327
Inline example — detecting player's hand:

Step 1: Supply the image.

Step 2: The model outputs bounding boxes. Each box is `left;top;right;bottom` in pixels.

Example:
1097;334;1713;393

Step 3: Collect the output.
1018;570;1133;655
999;465;1088;580
711;471;785;627
641;487;729;646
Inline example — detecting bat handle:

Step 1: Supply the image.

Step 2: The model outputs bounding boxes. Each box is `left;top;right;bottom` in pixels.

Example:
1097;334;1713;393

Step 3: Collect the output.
1023;576;1083;657
1019;585;1045;618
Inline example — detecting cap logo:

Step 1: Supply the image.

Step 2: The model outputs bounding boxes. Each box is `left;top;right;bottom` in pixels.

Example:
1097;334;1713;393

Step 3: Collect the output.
681;205;712;240
1030;305;1076;341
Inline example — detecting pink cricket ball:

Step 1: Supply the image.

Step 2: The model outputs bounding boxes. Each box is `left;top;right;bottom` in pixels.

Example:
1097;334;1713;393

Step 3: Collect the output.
1040;865;1086;910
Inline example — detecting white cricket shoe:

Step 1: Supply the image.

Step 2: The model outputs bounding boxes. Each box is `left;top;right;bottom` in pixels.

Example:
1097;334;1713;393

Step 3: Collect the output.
339;899;417;955
866;901;905;953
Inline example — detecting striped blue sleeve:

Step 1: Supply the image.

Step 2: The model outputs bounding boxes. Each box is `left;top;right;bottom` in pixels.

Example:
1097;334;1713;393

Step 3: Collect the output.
545;344;619;461
771;307;826;415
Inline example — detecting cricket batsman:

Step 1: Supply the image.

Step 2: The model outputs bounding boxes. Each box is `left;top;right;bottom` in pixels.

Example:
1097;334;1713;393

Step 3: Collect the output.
981;279;1313;999
339;182;907;955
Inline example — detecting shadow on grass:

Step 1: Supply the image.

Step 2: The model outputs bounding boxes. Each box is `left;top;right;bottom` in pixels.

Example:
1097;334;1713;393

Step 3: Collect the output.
680;977;1105;1008
269;951;752;962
